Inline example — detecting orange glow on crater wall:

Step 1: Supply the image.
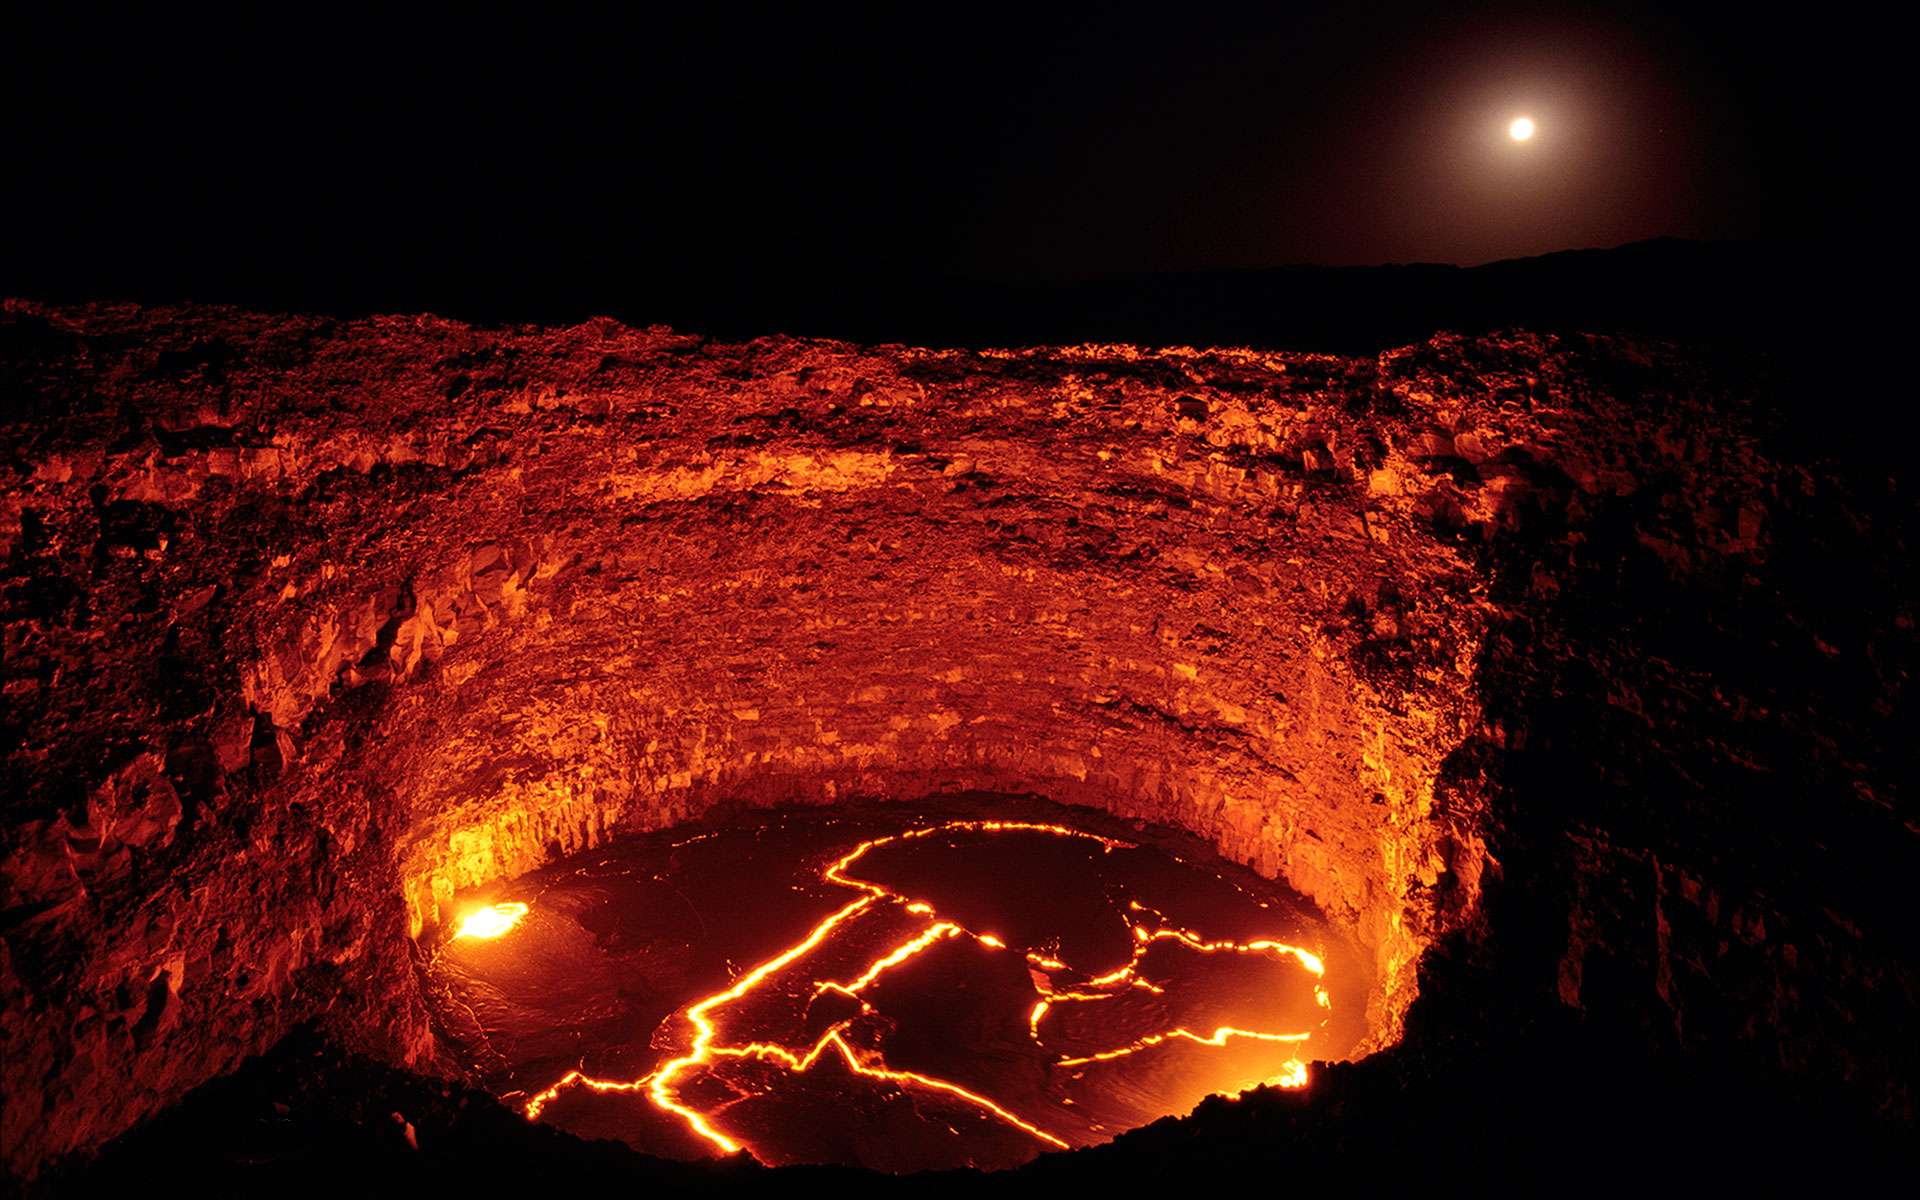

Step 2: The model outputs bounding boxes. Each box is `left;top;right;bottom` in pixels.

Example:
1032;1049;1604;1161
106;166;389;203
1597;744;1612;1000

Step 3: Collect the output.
518;819;1328;1159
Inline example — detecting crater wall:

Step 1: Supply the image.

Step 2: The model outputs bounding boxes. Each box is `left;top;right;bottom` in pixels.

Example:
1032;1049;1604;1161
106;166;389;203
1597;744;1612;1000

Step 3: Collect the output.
3;301;1909;1179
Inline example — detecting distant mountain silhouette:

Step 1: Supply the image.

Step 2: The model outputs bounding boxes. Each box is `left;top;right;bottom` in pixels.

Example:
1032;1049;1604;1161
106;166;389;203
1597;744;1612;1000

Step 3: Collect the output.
679;238;1830;355
6;236;1863;360
633;235;1872;452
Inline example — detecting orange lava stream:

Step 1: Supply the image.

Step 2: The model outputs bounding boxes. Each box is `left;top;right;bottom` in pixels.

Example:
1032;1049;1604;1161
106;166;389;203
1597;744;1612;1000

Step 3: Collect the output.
1026;915;1324;1088
818;921;962;997
1055;1026;1311;1067
517;819;1326;1158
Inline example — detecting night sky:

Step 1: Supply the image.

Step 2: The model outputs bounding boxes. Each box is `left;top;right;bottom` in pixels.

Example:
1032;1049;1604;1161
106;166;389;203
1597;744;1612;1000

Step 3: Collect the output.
1;3;1890;324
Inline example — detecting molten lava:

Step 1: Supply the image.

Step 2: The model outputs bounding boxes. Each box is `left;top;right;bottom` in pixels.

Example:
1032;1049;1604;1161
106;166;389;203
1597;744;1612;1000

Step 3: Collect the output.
453;902;529;940
508;819;1331;1164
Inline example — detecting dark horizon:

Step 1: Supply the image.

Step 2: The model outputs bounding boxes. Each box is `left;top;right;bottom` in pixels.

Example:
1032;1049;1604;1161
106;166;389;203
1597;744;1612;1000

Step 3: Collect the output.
2;3;1895;334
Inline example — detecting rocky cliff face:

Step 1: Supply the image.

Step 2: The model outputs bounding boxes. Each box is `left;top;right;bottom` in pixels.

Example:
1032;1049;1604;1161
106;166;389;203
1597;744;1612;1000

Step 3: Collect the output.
1;301;1910;1181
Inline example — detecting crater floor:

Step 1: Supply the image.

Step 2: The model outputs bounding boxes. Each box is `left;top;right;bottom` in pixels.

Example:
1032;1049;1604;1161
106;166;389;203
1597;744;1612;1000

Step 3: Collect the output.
423;797;1367;1171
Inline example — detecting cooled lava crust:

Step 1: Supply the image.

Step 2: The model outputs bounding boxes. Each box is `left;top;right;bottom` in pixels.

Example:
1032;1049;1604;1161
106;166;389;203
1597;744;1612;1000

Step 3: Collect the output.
0;300;1910;1187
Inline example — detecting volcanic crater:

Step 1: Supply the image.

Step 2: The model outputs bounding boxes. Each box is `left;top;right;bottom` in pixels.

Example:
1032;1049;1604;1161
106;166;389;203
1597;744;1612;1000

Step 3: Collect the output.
1;300;1909;1188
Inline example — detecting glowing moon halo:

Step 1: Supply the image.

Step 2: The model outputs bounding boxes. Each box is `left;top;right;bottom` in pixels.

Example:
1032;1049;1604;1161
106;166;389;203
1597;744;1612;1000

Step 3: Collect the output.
1509;116;1536;141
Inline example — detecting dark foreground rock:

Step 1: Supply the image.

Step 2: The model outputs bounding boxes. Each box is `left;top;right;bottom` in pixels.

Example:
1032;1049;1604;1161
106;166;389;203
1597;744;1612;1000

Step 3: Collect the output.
56;1017;1907;1198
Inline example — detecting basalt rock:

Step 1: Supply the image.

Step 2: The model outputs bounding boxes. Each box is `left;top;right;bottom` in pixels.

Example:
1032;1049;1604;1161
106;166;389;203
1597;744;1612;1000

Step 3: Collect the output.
0;300;1911;1182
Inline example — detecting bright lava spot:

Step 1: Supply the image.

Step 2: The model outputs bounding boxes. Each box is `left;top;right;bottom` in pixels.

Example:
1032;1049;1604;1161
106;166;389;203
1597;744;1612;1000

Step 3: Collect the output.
453;901;528;940
1266;1060;1310;1089
1509;115;1536;141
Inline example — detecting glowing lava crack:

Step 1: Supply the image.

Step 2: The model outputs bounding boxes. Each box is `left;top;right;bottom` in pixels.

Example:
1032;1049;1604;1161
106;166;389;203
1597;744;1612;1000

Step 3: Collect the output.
518;820;1328;1160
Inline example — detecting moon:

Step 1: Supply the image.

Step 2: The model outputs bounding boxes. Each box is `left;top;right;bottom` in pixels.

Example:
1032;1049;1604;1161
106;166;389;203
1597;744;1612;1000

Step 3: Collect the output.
1509;116;1536;141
